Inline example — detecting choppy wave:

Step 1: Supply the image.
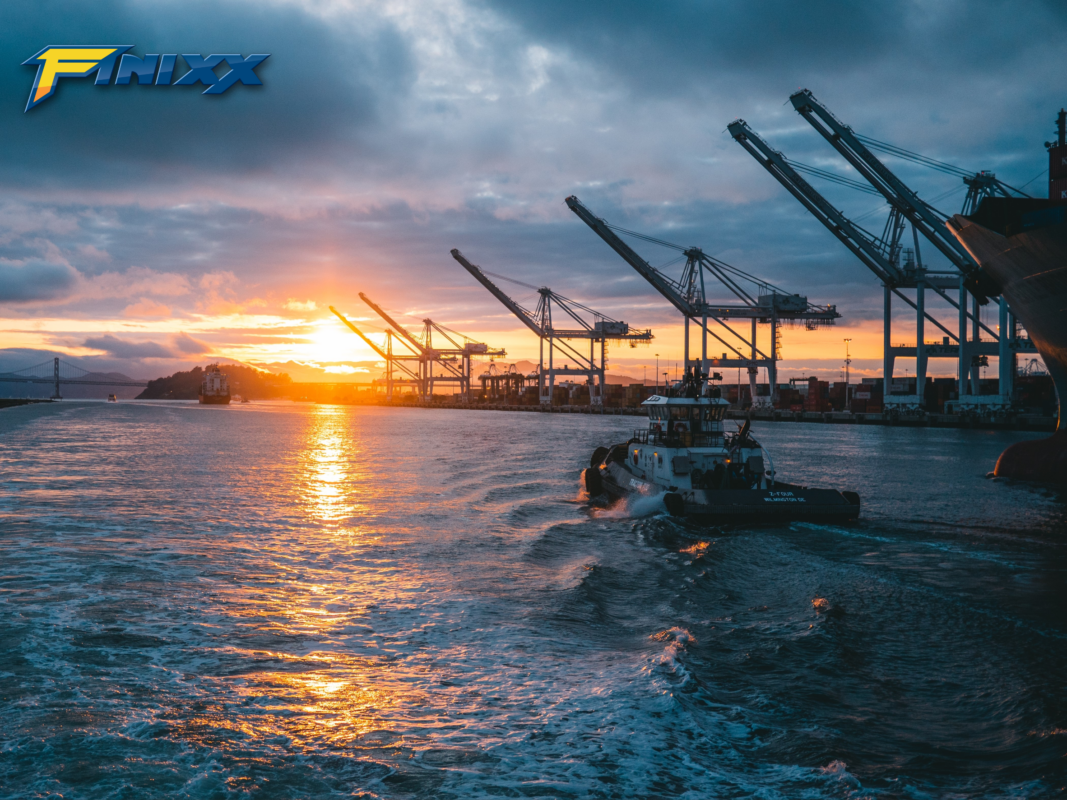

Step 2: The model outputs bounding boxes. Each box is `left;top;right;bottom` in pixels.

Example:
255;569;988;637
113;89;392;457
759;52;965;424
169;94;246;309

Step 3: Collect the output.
0;402;1064;798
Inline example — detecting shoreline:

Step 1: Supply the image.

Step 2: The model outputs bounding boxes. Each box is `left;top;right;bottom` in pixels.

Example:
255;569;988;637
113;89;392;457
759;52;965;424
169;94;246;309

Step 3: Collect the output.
292;399;1060;432
5;396;1054;433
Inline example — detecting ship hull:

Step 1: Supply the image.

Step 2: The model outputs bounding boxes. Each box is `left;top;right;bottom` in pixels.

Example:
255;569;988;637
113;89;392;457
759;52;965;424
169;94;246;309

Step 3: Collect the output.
948;206;1067;483
198;394;231;405
589;459;860;523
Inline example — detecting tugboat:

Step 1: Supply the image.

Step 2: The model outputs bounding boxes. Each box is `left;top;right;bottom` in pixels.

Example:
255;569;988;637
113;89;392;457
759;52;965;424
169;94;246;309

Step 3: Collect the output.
583;368;860;522
107;394;117;402
198;364;231;405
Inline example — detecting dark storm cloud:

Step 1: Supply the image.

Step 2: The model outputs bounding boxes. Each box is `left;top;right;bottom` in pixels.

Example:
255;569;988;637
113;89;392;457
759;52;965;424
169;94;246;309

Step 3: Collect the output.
2;0;1066;375
0;0;413;187
479;0;892;96
473;0;1067;192
0;258;78;302
482;0;1067;98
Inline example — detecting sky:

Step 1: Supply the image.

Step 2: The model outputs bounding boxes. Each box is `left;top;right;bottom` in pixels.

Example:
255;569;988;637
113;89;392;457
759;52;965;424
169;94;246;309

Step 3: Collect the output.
1;0;1064;384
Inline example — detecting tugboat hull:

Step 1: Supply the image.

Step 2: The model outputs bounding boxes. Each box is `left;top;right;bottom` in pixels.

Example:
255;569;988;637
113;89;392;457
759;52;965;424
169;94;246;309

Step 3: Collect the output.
585;382;860;524
589;461;860;523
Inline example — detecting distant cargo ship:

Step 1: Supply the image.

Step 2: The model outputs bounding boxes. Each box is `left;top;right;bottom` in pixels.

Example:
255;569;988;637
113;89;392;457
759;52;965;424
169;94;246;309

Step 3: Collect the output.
199;364;231;405
946;110;1067;483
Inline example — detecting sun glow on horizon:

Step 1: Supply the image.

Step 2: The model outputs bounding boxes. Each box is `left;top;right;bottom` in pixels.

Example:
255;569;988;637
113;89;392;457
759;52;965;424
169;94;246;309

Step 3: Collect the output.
305;318;379;363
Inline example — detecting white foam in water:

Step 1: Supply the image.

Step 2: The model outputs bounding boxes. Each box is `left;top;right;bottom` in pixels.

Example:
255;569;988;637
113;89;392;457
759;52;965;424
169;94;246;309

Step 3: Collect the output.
0;403;1062;799
593;491;668;519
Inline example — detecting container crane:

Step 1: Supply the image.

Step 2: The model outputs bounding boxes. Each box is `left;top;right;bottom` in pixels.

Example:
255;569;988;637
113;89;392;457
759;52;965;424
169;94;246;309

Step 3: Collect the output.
451;248;653;405
789;90;992;292
358;292;504;402
728;115;1034;412
565;195;839;408
479;363;525;400
787;89;1032;409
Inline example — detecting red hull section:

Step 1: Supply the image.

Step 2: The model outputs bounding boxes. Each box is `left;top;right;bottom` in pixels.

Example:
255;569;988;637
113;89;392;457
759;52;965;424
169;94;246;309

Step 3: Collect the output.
198;394;231;405
995;430;1067;483
949;201;1067;484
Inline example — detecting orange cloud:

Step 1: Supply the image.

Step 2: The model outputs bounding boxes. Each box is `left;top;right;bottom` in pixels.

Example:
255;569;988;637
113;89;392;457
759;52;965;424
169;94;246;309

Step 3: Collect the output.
123;298;172;318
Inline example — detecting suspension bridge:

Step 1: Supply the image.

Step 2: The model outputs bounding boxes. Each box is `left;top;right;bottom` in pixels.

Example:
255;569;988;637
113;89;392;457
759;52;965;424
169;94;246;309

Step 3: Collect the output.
0;357;147;399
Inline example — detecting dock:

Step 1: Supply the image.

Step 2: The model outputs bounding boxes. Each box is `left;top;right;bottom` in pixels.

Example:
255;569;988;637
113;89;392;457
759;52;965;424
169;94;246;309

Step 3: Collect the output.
299;396;1057;433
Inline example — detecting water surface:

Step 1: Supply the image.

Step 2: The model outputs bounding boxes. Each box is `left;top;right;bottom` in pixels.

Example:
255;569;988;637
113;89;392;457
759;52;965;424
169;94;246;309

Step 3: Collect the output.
1;402;1064;798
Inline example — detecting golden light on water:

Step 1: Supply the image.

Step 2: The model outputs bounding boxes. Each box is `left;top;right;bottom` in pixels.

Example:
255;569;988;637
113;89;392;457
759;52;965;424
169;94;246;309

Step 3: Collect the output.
301;405;366;523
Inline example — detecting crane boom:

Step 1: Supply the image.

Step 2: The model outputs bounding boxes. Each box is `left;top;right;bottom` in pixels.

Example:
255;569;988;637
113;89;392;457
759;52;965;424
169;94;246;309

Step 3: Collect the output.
450;249;545;336
330;305;423;384
329;306;390;359
788;89;998;300
727;119;903;287
564;196;696;316
728;119;970;343
358;292;426;353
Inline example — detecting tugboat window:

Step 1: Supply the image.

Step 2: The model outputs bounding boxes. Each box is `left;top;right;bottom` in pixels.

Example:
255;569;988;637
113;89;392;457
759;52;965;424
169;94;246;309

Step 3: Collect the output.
669;407;689;420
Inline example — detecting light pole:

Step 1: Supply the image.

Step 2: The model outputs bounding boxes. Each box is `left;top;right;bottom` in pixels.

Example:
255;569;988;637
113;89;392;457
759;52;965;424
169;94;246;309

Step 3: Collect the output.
843;338;852;407
655;354;659;395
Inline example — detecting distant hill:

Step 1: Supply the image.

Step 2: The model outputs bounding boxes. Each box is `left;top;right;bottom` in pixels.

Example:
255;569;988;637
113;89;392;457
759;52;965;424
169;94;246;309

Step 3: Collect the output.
137;364;292;400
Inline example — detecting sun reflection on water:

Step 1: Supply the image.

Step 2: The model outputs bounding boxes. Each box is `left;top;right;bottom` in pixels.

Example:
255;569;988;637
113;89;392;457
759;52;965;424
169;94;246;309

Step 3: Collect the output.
300;405;366;523
168;657;417;753
158;406;424;756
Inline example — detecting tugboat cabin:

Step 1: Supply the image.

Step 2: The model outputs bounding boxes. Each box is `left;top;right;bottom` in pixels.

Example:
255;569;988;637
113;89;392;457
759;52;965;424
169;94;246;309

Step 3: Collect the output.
625;375;770;493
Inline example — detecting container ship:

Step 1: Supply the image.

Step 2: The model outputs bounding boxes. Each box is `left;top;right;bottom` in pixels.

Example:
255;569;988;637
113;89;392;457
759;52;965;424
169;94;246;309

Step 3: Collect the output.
946;110;1067;483
199;364;231;405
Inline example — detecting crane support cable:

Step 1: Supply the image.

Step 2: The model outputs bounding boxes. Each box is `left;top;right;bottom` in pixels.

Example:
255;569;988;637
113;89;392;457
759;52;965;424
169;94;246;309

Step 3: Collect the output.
481;269;543;293
482;269;625;325
856;134;973;178
604;223;810;303
789;161;884;195
603;223;688;253
857;133;1031;197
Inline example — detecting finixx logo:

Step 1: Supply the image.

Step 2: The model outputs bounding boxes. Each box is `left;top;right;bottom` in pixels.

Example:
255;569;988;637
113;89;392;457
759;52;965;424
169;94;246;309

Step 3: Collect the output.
23;46;269;111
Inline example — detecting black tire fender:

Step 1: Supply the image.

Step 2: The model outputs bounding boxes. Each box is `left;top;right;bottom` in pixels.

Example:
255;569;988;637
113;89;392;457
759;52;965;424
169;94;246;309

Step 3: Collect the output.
583;467;604;497
663;492;686;517
590;446;610;468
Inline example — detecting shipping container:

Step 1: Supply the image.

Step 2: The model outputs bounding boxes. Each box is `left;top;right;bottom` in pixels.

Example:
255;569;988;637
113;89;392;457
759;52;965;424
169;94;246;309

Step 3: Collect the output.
1050;176;1067;201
